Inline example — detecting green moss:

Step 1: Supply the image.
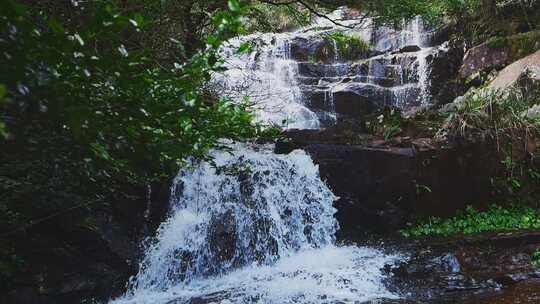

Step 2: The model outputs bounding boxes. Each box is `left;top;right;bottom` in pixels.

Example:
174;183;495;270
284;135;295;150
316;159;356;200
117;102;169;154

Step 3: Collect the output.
486;36;508;49
401;204;540;237
326;31;370;60
486;31;540;59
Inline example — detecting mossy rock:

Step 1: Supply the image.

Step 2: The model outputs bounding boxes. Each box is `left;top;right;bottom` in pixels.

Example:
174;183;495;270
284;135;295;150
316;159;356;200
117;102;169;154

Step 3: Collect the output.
325;31;370;61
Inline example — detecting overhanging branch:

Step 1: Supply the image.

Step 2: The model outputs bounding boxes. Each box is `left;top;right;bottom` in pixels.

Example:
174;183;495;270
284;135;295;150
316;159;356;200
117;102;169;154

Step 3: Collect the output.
258;0;357;29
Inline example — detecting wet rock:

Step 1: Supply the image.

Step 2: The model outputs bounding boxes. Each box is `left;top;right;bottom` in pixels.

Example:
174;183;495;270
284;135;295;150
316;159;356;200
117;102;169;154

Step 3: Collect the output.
397;45;422;53
302;89;336;112
332;82;389;117
297;62;350;78
385;231;540;302
208;210;238;265
427;41;465;105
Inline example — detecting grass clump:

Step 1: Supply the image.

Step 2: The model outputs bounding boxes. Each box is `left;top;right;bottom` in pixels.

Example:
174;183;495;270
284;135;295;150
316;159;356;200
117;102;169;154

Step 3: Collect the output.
444;89;539;139
486;31;540;59
366;107;403;140
486;36;508;49
401;204;540;237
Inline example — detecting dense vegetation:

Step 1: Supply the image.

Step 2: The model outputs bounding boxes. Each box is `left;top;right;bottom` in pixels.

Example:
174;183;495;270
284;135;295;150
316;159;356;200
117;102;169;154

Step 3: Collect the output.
401;205;540;237
0;0;270;298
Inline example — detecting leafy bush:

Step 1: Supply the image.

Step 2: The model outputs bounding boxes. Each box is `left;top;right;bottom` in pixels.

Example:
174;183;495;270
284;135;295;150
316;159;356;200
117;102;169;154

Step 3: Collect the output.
401;204;540;237
0;0;272;183
532;248;540;266
365;107;403;140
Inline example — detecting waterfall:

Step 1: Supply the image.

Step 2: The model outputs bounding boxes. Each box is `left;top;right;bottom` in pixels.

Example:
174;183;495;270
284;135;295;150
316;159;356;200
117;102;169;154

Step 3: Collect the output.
409;17;432;105
112;144;400;304
109;8;452;304
212;34;321;130
211;12;445;130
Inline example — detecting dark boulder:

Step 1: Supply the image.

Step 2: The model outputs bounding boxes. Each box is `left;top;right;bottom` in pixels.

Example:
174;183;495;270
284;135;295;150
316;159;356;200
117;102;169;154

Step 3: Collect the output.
459;31;540;80
397;45;422;53
290;36;335;63
275;141;499;237
0;181;172;304
302;89;335;112
332;82;390;117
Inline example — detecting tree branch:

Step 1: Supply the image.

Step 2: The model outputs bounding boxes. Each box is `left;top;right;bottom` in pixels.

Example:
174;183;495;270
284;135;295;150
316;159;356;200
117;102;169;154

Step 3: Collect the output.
258;0;357;29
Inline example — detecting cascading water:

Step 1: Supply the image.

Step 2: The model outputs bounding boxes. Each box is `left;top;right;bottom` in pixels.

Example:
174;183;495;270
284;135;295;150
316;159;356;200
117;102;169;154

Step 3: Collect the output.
212;10;445;130
112;144;400;304
212;34;321;130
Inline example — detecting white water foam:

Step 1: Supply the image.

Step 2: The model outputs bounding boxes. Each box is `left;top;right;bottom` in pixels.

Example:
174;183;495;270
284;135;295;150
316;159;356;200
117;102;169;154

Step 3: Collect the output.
113;245;399;304
111;144;401;304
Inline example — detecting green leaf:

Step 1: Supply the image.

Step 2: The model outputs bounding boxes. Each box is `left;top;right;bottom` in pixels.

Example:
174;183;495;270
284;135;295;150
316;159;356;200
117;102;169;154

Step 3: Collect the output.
0;122;7;139
236;42;253;54
228;0;241;12
47;18;65;34
0;84;6;101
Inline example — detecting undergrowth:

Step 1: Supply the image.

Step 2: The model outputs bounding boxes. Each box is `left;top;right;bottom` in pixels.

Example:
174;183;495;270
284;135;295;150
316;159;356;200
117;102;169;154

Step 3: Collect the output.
401;204;540;237
442;88;540;141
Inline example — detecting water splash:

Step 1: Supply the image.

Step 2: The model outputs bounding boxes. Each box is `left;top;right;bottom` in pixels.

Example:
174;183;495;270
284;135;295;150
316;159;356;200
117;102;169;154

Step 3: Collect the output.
114;246;398;304
112;144;400;304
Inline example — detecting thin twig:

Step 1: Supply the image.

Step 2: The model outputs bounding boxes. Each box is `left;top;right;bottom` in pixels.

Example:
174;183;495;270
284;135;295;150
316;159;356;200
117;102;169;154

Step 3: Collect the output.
259;0;356;29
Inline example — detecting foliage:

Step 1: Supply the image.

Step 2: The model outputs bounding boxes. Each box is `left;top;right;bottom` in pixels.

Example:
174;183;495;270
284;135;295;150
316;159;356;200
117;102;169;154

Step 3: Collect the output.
0;0;284;298
0;0;272;184
326;31;370;60
532;248;540;266
487;31;540;58
401;204;540;237
440;87;539;196
444;89;539;140
244;2;310;33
